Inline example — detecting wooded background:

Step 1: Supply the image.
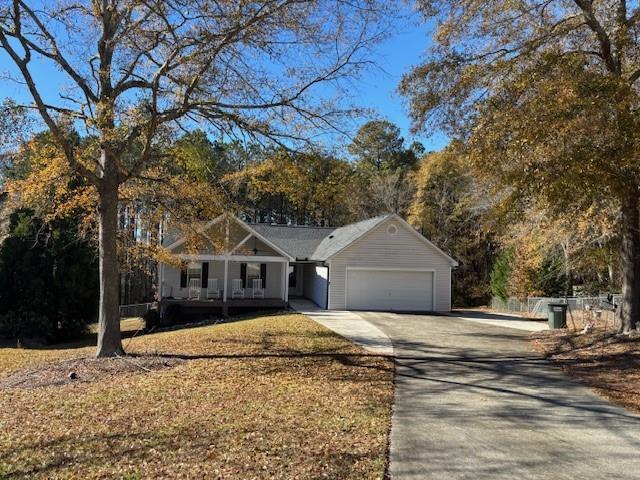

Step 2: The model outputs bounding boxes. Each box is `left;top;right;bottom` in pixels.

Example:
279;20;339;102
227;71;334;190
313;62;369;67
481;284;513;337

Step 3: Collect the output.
1;0;638;347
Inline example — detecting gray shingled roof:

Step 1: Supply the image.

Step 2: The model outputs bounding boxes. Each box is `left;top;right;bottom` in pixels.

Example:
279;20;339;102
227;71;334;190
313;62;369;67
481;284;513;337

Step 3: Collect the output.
308;215;390;260
163;214;397;262
250;214;391;261
249;223;336;260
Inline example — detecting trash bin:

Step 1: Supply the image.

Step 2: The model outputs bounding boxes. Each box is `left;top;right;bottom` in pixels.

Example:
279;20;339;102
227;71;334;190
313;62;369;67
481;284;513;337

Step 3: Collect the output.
548;303;567;329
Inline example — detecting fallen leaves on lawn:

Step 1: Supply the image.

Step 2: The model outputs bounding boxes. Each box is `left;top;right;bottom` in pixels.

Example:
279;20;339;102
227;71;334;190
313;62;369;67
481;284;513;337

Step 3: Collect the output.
0;355;183;390
0;314;393;479
531;328;640;413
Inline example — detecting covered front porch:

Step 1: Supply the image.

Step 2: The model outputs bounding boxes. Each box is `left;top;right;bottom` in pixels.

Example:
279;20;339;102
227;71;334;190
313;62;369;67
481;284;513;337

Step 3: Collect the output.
159;254;291;317
159;215;294;318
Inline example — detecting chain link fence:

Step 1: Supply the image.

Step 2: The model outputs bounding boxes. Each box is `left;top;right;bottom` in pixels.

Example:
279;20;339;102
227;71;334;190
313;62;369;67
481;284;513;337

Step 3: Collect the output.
491;295;622;321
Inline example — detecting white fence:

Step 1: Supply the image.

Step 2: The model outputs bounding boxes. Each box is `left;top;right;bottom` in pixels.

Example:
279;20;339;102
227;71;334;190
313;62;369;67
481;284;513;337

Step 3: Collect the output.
491;295;622;319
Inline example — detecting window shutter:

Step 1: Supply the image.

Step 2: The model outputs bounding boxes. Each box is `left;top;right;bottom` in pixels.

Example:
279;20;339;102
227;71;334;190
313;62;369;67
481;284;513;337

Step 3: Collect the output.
201;262;209;287
240;263;247;288
180;265;187;288
260;263;267;288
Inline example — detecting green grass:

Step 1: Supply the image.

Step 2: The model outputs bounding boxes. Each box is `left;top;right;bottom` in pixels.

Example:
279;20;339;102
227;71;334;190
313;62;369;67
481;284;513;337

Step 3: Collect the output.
0;313;393;479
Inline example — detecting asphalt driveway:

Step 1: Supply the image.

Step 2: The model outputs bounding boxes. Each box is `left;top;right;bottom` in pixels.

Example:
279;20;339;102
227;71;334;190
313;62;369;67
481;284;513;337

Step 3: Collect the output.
358;312;640;480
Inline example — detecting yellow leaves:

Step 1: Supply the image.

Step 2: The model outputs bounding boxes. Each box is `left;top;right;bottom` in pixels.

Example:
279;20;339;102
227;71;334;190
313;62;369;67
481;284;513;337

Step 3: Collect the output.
4;133;230;268
223;150;354;224
231;152;307;203
4;137;98;233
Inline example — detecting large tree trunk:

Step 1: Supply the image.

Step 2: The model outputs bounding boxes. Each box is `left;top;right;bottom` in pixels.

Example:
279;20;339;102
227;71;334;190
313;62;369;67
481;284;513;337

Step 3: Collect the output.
96;166;124;357
619;190;640;333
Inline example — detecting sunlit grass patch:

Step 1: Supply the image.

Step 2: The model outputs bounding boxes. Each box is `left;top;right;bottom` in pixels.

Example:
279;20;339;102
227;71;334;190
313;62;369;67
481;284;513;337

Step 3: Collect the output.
0;313;393;479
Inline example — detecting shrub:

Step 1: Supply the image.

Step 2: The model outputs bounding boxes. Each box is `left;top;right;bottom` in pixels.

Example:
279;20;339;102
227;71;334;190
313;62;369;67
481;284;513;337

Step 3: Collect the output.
0;310;52;342
0;211;98;342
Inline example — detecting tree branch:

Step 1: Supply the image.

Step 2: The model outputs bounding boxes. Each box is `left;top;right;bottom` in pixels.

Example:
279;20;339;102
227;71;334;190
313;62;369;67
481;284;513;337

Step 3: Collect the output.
0;22;98;184
572;0;618;73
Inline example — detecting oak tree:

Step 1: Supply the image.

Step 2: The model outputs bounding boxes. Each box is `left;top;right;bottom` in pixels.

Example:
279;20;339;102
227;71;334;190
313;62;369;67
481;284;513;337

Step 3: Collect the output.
402;1;640;332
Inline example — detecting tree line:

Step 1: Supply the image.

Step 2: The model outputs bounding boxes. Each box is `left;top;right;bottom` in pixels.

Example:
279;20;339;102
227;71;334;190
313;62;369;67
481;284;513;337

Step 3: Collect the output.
2;110;624;345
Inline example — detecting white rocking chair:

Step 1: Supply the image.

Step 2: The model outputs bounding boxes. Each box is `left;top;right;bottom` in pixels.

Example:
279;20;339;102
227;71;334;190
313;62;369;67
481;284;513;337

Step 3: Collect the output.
231;278;244;299
188;278;201;299
252;278;265;299
206;278;220;299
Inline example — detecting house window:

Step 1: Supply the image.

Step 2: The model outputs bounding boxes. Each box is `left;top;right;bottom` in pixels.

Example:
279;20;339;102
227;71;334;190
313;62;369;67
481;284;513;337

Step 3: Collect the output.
187;262;202;287
289;265;297;288
243;263;266;288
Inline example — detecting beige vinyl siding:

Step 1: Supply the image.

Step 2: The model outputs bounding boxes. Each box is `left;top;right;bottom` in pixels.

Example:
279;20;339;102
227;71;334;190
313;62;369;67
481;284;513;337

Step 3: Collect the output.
302;263;328;308
328;219;453;311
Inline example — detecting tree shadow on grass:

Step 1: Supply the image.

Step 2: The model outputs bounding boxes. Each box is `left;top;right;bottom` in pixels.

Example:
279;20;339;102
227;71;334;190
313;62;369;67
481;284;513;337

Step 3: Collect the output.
1;310;308;351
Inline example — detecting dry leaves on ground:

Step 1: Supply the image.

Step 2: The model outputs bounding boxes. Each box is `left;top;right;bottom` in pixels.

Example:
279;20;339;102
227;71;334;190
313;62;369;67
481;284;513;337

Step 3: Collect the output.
0;313;393;480
531;328;640;413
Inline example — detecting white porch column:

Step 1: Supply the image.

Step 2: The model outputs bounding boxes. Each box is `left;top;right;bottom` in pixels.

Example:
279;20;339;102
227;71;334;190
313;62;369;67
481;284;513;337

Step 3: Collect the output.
282;261;289;301
223;257;229;302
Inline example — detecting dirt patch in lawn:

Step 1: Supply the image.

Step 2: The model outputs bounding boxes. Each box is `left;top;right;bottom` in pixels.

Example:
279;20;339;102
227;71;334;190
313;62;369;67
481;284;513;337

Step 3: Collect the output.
531;328;640;413
0;354;183;390
0;314;393;479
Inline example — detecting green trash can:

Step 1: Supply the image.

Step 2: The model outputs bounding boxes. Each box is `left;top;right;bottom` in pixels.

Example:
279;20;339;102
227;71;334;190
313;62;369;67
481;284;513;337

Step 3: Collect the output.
548;303;567;329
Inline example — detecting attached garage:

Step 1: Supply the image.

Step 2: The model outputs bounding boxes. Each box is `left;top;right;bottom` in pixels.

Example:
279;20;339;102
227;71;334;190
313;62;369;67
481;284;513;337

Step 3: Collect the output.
246;213;458;312
324;215;458;312
346;268;434;311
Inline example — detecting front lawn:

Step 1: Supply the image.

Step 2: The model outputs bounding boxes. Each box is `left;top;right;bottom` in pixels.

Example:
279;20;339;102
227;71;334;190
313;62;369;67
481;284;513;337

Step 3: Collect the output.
0;313;393;479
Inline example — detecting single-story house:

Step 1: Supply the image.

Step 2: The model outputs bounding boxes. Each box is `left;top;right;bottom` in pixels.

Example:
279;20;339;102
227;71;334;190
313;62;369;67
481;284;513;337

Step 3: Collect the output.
158;213;457;316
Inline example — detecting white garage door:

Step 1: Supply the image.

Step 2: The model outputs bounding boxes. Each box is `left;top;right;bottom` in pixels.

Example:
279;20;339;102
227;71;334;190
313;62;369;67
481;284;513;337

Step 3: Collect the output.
346;269;434;311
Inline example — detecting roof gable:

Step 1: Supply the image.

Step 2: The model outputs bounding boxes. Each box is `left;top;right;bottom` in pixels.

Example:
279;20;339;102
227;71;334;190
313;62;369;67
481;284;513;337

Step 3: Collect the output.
164;214;294;260
320;214;458;266
309;215;390;261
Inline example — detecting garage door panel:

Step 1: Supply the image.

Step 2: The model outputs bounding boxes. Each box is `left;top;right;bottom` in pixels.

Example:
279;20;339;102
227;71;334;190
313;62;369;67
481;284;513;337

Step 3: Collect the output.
346;269;433;311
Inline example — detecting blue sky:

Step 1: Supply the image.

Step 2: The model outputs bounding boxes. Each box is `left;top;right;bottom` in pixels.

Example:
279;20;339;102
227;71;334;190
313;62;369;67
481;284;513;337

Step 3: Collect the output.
0;7;448;153
351;16;448;152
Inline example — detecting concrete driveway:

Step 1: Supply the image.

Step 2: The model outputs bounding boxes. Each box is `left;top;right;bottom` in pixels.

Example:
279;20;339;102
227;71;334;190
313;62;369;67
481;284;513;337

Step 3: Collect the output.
357;311;640;480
